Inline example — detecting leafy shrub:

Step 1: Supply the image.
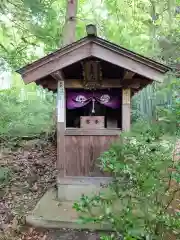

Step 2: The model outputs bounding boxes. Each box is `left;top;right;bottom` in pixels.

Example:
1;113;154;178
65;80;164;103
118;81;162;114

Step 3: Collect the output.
73;128;180;240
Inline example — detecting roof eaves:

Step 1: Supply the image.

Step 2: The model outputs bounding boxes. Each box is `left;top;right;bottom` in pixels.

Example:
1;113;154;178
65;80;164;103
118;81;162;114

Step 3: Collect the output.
16;35;171;77
93;37;171;73
16;36;90;75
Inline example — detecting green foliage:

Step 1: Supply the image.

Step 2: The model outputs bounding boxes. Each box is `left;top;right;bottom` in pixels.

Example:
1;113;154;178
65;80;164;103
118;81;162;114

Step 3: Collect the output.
156;78;180;135
132;77;180;133
0;0;66;70
132;84;157;121
0;0;179;71
0;81;55;147
73;126;180;239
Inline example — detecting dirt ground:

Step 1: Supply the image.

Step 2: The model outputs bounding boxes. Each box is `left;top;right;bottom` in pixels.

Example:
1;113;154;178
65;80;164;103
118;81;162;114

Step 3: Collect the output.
1;227;101;240
0;140;102;239
47;229;100;240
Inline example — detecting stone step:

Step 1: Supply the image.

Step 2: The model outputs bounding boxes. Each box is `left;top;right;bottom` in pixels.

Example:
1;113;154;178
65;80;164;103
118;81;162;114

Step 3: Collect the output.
57;176;112;201
26;188;112;231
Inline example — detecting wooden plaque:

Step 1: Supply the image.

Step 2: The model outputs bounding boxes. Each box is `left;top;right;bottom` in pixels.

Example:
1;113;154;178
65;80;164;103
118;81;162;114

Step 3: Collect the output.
57;81;65;123
80;116;105;129
82;60;102;89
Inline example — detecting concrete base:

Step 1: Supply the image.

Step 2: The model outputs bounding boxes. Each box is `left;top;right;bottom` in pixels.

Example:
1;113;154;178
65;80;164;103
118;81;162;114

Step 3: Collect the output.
57;176;112;201
26;188;112;230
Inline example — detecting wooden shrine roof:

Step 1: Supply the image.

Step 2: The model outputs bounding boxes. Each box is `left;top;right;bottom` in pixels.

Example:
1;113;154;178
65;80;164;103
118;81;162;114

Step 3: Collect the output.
16;35;171;91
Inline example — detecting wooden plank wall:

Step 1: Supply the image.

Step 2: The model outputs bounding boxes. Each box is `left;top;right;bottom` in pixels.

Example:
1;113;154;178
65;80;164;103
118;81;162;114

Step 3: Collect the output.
64;135;118;176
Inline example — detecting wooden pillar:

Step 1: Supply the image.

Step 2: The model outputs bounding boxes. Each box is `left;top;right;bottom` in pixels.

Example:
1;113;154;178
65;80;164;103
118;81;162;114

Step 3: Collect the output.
122;88;131;131
57;0;77;177
57;80;66;176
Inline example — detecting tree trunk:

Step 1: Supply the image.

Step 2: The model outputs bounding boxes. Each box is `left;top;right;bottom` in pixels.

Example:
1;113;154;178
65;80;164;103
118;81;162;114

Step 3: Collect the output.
62;0;78;46
56;0;78;175
54;0;78;132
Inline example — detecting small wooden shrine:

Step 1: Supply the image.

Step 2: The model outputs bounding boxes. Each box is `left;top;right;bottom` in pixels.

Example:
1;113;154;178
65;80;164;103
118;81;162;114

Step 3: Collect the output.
17;25;170;180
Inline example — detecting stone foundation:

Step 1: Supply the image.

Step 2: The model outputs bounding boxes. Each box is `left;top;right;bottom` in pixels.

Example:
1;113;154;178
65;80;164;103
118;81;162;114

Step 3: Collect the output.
57;176;112;201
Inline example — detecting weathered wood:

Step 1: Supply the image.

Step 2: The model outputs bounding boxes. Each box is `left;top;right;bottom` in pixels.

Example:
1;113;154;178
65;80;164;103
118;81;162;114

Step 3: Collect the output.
122;88;131;131
18;37;169;84
18;38;89;77
122;104;131;131
64;78;143;89
57;123;65;175
91;43;165;82
57;81;65;174
65;128;121;136
80;116;105;129
64;135;118;176
123;70;135;80
57;79;66;176
37;77;144;91
56;0;77;179
22;43;91;83
65;79;83;88
122;88;131;104
65;78;123;88
43;81;57;91
51;70;64;81
37;76;147;90
93;38;168;72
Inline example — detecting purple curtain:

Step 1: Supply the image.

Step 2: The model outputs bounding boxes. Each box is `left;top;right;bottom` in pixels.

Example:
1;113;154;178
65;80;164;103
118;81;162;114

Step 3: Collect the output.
67;90;120;109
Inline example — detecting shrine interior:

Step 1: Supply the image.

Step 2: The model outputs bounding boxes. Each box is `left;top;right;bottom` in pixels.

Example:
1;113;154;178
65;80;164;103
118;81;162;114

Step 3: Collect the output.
66;88;122;129
34;56;154;132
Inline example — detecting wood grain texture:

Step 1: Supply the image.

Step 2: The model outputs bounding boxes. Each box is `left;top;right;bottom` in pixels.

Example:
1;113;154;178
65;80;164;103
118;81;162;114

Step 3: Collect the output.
22;43;91;83
37;77;145;91
18;38;90;78
57;122;65;176
64;135;118;176
122;104;131;131
122;88;131;131
18;37;169;84
91;43;164;82
56;79;66;177
64;78;145;89
80;116;105;129
122;89;131;104
123;70;135;80
65;128;121;136
18;37;169;83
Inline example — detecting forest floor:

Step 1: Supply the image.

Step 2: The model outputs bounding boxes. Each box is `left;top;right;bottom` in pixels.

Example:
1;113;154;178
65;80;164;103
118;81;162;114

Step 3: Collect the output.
0;140;100;240
1;138;179;240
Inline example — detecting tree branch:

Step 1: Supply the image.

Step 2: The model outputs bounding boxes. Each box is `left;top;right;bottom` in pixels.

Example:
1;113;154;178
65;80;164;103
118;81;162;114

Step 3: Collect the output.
0;43;9;54
164;187;180;211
